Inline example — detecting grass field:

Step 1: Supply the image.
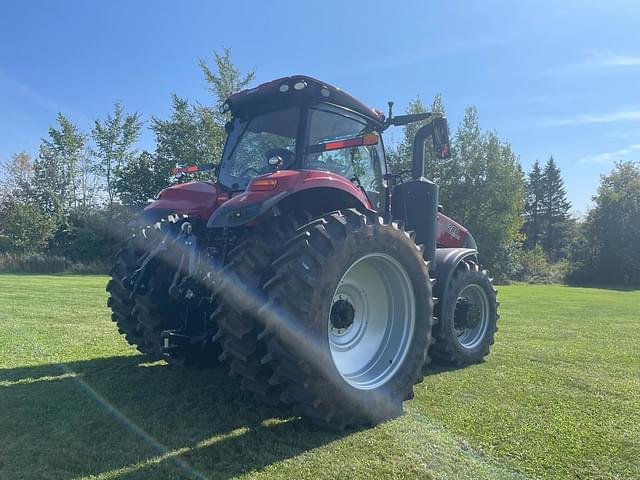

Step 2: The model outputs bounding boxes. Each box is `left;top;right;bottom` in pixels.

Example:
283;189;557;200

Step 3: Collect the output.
0;275;638;480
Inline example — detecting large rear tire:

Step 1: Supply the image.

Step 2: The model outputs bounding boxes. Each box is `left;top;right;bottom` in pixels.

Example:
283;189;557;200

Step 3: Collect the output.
430;260;498;366
212;213;308;405
259;210;433;429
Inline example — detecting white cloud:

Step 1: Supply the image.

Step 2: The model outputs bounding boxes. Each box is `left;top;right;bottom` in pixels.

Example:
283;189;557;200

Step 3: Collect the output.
0;68;86;122
542;108;640;127
359;38;502;72
534;49;640;78
0;69;60;114
606;130;640;139
579;144;640;164
584;49;640;68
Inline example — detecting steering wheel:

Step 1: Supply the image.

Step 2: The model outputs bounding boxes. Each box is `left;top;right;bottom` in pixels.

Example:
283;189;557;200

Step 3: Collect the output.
326;156;351;176
308;152;350;176
264;148;294;168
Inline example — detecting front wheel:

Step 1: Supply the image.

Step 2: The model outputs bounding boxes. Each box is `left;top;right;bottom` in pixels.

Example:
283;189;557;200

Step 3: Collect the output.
431;260;498;366
107;219;220;367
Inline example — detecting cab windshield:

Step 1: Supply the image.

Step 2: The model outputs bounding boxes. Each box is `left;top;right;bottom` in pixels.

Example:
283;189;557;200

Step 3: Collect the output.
218;107;300;191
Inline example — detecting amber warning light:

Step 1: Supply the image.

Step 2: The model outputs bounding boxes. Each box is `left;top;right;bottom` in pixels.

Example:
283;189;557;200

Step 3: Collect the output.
171;163;215;176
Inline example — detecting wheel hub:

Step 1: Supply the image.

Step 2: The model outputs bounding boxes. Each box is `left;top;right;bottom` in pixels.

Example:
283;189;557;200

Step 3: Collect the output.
454;284;490;349
454;299;481;330
330;297;356;332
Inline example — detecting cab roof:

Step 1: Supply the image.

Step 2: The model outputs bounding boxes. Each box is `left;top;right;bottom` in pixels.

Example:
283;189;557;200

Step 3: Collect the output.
222;75;385;125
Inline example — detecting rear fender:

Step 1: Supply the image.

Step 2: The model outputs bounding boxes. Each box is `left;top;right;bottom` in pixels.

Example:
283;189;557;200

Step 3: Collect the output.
206;170;370;228
432;248;478;302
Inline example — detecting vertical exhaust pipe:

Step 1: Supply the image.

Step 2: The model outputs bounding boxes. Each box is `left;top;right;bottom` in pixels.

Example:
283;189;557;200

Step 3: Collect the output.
411;123;434;180
389;122;437;266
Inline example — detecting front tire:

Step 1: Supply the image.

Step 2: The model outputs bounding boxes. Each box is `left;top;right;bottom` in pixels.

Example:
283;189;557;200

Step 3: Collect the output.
431;260;498;366
259;210;433;429
107;220;220;367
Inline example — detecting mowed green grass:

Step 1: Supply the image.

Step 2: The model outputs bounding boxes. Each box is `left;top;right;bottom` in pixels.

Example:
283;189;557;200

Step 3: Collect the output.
0;276;638;480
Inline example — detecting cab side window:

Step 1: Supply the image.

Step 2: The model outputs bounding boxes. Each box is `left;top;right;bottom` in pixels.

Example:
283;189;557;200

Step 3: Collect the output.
305;105;384;194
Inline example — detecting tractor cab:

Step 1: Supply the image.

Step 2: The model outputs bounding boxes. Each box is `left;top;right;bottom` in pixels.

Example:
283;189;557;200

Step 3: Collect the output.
217;76;388;209
168;75;470;253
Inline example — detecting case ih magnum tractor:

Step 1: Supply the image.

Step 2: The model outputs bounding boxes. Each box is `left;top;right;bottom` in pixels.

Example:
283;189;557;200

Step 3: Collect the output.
107;76;498;429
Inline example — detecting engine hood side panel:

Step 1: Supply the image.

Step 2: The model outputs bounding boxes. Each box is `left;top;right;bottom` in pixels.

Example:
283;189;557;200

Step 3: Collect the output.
139;181;228;222
436;213;476;249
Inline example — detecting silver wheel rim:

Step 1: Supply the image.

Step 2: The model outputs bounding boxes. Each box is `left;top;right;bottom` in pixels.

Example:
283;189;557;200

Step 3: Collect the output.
328;253;415;390
455;283;490;349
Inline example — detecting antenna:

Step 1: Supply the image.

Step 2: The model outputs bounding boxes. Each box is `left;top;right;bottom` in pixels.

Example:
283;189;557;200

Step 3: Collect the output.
387;101;394;121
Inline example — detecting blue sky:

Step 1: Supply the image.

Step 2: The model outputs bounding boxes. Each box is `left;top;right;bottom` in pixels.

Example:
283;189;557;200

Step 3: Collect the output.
1;0;638;214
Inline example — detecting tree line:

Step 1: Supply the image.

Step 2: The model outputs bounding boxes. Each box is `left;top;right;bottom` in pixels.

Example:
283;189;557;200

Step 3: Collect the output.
0;50;638;285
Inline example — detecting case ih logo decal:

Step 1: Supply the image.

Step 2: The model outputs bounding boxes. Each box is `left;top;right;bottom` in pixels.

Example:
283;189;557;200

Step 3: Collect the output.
447;223;461;240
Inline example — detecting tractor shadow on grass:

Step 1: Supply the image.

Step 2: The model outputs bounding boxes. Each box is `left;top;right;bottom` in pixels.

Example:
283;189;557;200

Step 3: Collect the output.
0;355;346;479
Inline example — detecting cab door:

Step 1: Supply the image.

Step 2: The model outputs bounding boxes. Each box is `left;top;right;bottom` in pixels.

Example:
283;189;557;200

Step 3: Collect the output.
304;104;386;211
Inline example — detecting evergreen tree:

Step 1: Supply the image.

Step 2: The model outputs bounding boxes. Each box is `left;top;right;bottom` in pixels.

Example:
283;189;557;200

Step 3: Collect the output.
540;156;572;259
523;160;545;249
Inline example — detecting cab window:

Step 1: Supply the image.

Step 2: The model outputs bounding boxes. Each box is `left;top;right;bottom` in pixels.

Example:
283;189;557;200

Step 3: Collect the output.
304;105;384;193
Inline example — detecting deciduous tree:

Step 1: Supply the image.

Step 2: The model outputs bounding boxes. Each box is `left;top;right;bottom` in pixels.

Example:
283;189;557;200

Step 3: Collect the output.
444;108;525;277
114;150;170;208
579;161;640;285
91;102;142;212
33;114;87;214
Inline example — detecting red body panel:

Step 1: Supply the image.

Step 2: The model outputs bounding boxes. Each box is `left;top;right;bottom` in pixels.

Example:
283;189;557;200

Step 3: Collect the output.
436;213;469;248
144;169;370;222
215;169;371;213
145;172;468;247
145;181;228;220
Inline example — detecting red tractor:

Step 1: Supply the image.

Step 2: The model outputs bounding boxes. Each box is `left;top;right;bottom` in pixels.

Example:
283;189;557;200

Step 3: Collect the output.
107;76;498;429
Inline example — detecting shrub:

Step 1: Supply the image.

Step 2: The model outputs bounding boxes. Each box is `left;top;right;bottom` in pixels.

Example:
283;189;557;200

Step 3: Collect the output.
0;199;58;254
516;245;570;284
0;253;108;274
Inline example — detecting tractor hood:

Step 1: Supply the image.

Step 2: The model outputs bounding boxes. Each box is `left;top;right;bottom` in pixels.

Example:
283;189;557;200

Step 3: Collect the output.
132;181;229;226
132;169;369;229
436;213;477;249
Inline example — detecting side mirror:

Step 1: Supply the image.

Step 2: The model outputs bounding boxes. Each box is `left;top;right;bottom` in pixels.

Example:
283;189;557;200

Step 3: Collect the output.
224;121;233;134
432;117;451;158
